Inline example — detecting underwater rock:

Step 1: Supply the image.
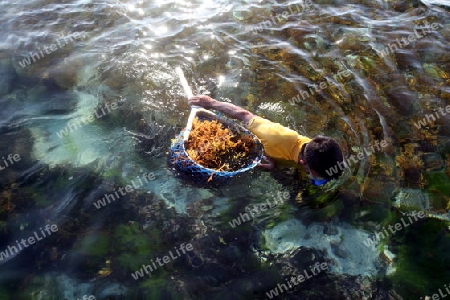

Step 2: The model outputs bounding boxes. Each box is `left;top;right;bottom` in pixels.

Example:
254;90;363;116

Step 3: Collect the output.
285;26;316;44
0;127;35;187
13;34;80;83
335;32;365;52
56;274;94;299
23;272;128;300
361;174;398;205
95;282;127;299
263;219;381;276
157;176;215;214
395;143;426;188
423;152;445;171
330;241;349;259
22;273;94;300
416;37;449;64
380;245;396;265
394;49;422;71
47;55;84;89
133;117;178;158
393;188;430;211
103;69;128;90
385;86;416;116
145;229;264;298
231;7;254;22
392;0;423;12
0;59;15;97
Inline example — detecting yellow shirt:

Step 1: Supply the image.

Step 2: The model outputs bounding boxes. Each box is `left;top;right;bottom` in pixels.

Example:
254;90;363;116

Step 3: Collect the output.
247;116;311;163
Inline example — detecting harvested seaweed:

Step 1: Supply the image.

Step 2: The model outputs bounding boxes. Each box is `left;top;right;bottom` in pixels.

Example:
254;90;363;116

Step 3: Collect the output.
185;117;257;172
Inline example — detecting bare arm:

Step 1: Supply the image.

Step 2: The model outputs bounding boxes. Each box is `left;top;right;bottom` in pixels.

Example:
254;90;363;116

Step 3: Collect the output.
188;95;254;125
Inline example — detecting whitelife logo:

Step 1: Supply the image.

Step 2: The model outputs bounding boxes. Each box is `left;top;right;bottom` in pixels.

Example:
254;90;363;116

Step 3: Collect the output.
93;172;156;209
325;139;389;177
413;104;450;129
56;102;119;138
379;21;442;58
228;191;289;228
0;224;58;261
363;211;425;248
422;282;450;300
18;32;86;68
266;262;328;298
131;243;193;280
288;69;352;105
0;153;21;171
252;0;314;34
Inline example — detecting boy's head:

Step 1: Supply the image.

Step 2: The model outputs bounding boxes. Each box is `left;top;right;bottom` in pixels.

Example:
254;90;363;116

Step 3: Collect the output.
300;136;344;182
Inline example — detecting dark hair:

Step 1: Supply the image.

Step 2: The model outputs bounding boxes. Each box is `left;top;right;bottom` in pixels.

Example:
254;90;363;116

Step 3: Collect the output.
304;136;344;180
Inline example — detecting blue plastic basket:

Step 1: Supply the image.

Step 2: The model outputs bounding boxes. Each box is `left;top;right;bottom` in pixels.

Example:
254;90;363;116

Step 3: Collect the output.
168;110;264;185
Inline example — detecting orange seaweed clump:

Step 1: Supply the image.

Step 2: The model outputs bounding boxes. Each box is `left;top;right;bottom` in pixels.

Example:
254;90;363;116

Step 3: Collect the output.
395;143;425;188
186;117;256;171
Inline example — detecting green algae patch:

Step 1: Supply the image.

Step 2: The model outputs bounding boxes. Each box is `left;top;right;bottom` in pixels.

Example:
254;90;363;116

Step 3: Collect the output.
69;233;112;276
264;209;291;230
138;277;184;299
74;233;111;257
0;289;10;300
424;171;450;211
308;198;344;222
354;201;394;226
297;185;342;216
115;223;161;273
389;218;450;298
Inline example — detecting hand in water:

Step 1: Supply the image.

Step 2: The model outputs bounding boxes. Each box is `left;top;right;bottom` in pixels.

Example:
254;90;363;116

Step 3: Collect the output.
188;95;215;108
257;156;275;170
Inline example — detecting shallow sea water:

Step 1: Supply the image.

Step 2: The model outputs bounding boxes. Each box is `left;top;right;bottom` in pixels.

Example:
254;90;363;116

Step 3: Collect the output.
0;0;449;299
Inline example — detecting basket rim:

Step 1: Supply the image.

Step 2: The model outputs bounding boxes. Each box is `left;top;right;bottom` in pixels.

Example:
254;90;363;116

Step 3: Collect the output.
174;116;264;175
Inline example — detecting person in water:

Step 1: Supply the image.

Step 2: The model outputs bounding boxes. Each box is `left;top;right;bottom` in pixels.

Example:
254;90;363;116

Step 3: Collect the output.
188;95;344;186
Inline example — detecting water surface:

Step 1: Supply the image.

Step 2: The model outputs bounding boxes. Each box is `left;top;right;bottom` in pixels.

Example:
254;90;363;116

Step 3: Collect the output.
0;0;449;299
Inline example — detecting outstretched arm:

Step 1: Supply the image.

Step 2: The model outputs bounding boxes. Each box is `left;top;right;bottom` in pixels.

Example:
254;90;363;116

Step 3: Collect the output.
188;95;254;125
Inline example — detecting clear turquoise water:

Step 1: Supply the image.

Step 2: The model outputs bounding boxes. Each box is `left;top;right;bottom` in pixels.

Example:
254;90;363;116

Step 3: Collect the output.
0;0;449;299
